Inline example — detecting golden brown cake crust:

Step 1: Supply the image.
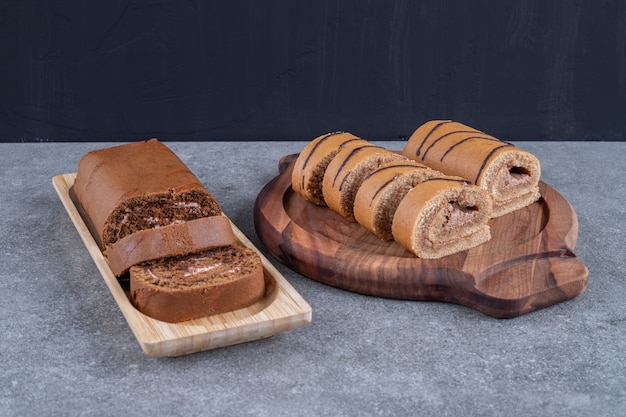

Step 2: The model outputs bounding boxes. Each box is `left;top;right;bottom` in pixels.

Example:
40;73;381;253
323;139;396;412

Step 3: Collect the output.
292;132;493;258
353;160;438;240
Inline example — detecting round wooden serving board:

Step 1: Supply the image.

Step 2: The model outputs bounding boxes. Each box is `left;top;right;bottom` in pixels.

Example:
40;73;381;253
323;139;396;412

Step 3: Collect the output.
254;154;589;318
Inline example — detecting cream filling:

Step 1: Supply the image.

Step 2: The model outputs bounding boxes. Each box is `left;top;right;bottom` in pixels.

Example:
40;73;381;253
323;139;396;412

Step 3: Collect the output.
143;218;184;228
117;204;195;238
488;165;533;205
183;262;238;277
443;203;477;231
426;202;479;248
144;261;241;287
503;168;531;188
147;268;159;281
173;202;200;208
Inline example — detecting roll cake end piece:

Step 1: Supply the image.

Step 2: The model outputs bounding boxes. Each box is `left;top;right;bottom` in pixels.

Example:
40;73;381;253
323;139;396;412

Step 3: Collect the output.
291;132;370;206
391;178;493;259
403;120;541;218
479;147;541;217
74;138;222;249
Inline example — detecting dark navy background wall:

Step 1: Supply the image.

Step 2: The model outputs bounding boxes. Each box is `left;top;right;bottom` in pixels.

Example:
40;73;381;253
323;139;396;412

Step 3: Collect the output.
1;0;625;142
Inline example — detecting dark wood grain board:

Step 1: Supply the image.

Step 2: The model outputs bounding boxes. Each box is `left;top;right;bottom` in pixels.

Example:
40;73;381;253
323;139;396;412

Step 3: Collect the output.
253;154;589;318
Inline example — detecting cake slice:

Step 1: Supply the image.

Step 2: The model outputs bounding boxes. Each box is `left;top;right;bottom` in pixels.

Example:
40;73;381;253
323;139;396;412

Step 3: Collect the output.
322;144;407;221
291;131;370;205
105;215;237;276
403;120;541;217
292;134;493;258
353;160;440;240
391;177;492;258
130;245;265;323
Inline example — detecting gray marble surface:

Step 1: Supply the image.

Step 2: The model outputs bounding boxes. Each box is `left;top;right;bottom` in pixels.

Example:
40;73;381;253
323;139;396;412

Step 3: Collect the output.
1;140;624;417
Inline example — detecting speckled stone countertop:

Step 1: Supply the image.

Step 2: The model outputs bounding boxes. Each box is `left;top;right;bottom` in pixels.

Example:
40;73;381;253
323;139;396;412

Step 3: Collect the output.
1;141;624;417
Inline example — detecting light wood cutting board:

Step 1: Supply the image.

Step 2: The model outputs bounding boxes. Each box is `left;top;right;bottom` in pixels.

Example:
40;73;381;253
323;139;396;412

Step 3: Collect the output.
53;173;311;357
253;154;588;318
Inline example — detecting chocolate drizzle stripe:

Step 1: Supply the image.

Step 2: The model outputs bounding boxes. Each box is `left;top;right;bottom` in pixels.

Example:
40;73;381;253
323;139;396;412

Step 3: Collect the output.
369;174;401;206
474;144;514;184
421;130;483;160
299;131;354;191
368;163;431;175
301;131;346;171
363;164;432;204
413;120;452;157
439;135;501;162
300;137;367;190
340;137;368;148
419;177;472;186
332;145;377;188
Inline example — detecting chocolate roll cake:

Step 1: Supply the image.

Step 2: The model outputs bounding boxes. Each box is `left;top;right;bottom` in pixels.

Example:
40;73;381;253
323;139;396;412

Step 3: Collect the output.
130;246;265;323
74;139;222;249
73;139;265;322
403;120;541;217
291;131;370;206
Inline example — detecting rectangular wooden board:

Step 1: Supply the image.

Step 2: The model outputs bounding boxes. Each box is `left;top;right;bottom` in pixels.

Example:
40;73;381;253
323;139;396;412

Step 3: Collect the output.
52;173;312;357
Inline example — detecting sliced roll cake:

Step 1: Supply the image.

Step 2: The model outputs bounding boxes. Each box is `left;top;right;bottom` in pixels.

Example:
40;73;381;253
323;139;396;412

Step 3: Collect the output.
322;143;407;221
74;138;222;250
104;215;238;276
352;158;492;258
130;245;265;323
403;120;541;217
390;176;493;258
353;160;440;240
